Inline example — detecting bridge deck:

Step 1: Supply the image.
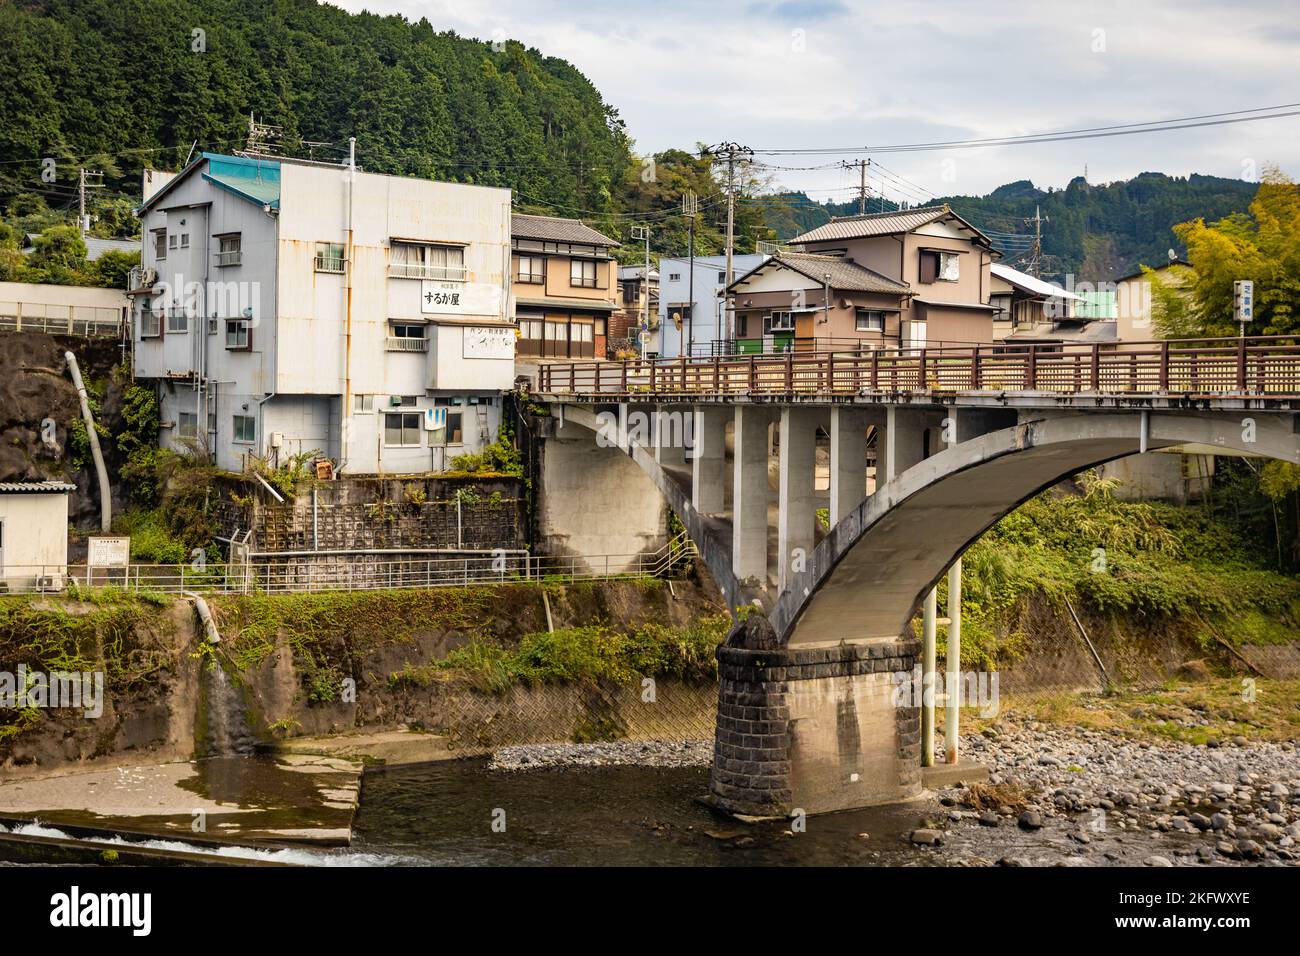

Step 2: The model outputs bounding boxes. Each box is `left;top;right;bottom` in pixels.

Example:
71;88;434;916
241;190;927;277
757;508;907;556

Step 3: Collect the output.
535;336;1300;402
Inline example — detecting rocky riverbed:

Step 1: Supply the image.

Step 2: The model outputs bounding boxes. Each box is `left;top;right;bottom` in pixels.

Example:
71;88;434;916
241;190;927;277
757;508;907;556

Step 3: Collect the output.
488;711;1300;866
927;713;1300;866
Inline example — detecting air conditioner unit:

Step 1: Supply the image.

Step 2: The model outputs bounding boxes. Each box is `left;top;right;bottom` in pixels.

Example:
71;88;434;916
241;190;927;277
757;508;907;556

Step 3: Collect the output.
140;267;158;287
36;574;63;592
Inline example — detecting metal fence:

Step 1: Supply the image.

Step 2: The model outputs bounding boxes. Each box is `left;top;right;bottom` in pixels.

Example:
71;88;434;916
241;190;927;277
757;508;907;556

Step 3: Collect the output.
539;335;1300;399
0;534;698;596
0;300;126;338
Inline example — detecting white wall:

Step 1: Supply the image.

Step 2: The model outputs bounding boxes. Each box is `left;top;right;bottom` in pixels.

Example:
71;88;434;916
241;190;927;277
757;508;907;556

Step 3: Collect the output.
0;492;69;587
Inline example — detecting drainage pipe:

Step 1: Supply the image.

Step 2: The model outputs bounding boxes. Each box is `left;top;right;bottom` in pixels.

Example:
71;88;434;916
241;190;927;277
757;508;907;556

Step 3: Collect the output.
185;591;221;645
65;351;111;531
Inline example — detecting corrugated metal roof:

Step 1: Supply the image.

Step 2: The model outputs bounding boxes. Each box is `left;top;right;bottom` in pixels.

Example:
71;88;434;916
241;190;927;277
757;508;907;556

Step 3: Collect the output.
511;214;618;246
0;481;76;493
991;262;1084;301
734;251;911;295
83;237;140;261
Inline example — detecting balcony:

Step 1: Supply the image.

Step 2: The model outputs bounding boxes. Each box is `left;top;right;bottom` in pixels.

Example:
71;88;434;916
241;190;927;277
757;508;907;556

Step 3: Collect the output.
385;336;429;352
315;255;346;274
388;262;467;282
216;250;241;267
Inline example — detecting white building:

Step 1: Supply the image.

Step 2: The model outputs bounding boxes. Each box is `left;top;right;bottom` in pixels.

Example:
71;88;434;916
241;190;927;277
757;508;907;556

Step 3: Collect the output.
131;153;515;475
0;481;72;590
656;254;768;357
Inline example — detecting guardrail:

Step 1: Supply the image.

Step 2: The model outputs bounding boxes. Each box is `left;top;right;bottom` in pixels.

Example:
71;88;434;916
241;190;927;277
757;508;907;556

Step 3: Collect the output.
0;301;126;338
0;536;698;596
539;336;1300;399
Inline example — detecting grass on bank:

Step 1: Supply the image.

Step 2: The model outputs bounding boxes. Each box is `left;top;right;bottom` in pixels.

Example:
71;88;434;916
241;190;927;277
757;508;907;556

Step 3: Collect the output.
964;678;1300;745
388;614;731;695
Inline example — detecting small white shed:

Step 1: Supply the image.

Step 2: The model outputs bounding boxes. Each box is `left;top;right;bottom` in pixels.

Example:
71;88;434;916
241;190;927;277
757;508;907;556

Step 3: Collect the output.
0;481;74;591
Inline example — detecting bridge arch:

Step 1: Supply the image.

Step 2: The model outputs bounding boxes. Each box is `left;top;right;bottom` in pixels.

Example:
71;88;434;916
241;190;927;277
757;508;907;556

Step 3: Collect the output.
772;409;1300;646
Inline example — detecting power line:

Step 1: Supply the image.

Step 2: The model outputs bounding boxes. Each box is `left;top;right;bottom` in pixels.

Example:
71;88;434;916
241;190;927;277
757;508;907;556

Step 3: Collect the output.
750;102;1300;155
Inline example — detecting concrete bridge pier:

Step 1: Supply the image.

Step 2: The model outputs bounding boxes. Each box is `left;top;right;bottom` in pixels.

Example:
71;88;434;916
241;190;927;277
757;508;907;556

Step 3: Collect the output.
778;407;819;592
732;405;772;586
691;406;729;514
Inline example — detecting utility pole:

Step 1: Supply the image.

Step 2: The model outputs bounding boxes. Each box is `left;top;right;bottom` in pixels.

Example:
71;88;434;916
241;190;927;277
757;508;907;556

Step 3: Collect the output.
631;224;651;355
682;190;698;357
840;159;870;215
702;142;753;350
1023;205;1049;278
77;168;104;236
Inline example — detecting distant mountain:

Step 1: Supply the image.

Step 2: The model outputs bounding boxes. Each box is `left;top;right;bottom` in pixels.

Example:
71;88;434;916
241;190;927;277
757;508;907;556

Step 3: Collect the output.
767;172;1259;282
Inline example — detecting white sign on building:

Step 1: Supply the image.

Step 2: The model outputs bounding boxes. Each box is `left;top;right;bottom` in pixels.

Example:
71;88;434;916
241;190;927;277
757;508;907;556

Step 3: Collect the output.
463;325;514;360
421;281;503;317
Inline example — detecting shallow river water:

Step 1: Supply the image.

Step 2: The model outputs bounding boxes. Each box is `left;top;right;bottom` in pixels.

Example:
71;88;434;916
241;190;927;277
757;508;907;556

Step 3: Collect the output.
351;759;943;866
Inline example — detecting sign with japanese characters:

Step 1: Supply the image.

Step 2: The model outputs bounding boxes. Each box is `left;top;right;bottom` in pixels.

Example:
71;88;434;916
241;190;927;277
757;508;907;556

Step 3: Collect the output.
462;325;515;360
420;281;502;317
87;536;130;568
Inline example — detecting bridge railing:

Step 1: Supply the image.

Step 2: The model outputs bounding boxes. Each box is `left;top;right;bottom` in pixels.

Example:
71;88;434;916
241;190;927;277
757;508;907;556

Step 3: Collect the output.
536;336;1300;398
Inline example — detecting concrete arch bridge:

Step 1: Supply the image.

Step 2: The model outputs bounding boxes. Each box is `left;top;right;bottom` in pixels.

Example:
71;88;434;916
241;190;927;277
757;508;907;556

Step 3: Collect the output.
531;338;1300;816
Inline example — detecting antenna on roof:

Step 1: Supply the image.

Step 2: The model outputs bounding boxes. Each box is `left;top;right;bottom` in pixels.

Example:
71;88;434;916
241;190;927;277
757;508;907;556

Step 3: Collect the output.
241;113;284;158
1167;248;1178;262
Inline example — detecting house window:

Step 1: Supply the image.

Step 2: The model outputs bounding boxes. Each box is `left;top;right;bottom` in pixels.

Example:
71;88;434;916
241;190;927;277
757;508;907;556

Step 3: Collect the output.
232;414;256;444
855;309;886;332
763;311;795;334
140;305;161;338
668;273;681;282
431;406;463;445
516;255;545;284
315;242;345;273
180;233;190;249
177;412;198;439
167;309;188;333
717;271;727;283
168;234;178;250
389;242;466;281
594;317;606;336
216;234;241;267
383;411;422;447
225;319;250;350
386;322;428;351
354;395;374;413
152;230;167;260
920;249;960;283
570;259;598;289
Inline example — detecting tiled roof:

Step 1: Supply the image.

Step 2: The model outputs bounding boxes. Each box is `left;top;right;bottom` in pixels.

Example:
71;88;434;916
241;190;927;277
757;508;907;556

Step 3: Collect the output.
83;237;140;261
511;213;618;246
734;251;911;295
789;203;992;247
0;480;76;493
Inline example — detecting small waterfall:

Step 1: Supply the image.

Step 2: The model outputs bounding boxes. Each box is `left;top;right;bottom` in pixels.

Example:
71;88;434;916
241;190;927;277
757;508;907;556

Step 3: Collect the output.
200;661;255;757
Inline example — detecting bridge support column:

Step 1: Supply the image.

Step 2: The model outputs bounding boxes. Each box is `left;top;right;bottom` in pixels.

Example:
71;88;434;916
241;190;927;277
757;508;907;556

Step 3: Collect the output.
778;407;818;592
691;406;728;515
829;407;869;526
732;406;769;586
884;406;928;479
654;404;687;468
711;639;923;817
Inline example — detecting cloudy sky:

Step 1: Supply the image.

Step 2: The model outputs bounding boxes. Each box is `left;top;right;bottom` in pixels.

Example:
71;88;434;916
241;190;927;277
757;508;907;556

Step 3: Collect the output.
334;0;1300;202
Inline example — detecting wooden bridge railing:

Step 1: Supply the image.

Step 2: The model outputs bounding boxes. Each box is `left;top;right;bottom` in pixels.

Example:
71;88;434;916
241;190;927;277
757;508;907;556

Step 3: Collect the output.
535;337;1300;399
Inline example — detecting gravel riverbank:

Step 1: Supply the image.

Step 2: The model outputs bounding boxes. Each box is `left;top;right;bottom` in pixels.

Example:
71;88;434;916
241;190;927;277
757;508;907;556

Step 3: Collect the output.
489;740;713;771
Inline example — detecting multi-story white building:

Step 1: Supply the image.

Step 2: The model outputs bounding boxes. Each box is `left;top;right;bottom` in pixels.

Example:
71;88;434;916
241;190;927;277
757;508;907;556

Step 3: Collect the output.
656;254;768;357
130;153;515;475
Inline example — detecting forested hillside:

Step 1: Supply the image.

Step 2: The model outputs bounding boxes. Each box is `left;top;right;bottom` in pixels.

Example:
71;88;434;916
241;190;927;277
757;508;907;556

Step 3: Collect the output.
775;173;1259;281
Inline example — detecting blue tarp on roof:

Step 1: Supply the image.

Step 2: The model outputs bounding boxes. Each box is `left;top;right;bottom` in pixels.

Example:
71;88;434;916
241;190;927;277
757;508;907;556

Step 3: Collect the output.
201;153;281;209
